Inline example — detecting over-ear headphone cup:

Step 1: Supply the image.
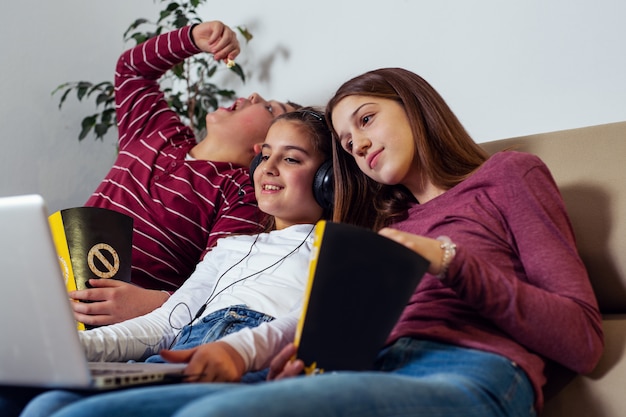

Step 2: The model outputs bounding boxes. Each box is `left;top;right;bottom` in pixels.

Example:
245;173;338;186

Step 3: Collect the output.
313;160;334;211
249;153;263;189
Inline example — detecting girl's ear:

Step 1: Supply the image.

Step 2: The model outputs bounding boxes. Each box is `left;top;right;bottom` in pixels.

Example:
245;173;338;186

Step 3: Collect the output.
253;143;263;154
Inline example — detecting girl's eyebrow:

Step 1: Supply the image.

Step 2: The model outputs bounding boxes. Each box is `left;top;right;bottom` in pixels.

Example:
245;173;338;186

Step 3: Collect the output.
336;102;373;141
352;102;373;118
260;143;311;155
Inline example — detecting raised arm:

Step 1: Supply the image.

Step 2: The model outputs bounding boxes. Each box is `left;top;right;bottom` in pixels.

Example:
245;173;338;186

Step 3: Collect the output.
115;21;239;150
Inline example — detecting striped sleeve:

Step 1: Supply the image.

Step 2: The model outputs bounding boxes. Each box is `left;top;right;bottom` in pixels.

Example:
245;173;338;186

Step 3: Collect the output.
114;26;200;151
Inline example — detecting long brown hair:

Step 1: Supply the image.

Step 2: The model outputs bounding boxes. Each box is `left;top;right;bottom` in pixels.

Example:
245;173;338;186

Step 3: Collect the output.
327;67;488;230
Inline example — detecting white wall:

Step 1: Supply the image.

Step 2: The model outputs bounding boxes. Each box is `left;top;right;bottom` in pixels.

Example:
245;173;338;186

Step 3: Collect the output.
0;1;160;212
2;0;625;212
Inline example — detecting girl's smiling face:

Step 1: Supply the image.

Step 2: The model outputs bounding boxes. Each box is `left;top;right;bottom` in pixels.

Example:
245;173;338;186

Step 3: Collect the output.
331;95;421;193
254;119;326;230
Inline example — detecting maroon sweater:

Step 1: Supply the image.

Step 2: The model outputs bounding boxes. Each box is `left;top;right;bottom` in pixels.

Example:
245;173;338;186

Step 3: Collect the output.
389;151;603;412
86;26;263;291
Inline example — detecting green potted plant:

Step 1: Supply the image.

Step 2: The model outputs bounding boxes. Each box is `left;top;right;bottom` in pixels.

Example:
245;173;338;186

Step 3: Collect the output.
53;0;252;141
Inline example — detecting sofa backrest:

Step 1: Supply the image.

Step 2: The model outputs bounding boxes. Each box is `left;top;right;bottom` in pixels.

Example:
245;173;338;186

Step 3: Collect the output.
480;121;626;315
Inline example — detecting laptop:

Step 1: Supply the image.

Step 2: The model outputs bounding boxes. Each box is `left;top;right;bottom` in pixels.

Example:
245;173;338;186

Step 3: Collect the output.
294;220;430;374
0;194;186;390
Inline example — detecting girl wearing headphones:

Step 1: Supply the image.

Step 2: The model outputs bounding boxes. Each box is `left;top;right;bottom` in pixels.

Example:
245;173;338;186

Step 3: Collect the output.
15;108;334;417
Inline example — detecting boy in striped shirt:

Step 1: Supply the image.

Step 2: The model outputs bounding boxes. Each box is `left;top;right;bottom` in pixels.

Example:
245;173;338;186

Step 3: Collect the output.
70;21;299;326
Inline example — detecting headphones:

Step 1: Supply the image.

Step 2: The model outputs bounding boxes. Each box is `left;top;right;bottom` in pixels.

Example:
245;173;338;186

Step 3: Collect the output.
249;153;334;211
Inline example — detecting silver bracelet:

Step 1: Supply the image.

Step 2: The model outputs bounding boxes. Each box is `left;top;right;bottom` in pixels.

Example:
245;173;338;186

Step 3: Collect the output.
436;236;457;280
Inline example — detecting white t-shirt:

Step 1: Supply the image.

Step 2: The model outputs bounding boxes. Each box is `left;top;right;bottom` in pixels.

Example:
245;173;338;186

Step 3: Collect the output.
80;224;315;362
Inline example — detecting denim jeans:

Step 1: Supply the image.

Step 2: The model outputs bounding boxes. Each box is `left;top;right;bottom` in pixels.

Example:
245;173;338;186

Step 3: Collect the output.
146;305;274;365
13;306;273;417
24;338;537;417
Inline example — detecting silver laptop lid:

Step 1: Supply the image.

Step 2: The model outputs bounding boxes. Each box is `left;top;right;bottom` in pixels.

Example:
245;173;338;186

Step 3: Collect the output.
0;194;92;387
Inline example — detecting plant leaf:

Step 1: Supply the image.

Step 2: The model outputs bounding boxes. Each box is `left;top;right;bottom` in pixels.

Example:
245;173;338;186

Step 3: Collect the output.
172;12;189;28
57;88;73;109
79;115;97;141
123;18;150;39
237;26;253;43
88;81;112;96
128;32;150;45
96;93;110;106
51;82;71;96
76;83;92;101
158;9;172;23
94;123;110;139
101;108;116;125
229;63;246;82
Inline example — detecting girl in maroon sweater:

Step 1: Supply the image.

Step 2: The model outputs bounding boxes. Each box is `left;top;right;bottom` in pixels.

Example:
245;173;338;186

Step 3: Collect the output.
301;67;602;415
251;67;603;417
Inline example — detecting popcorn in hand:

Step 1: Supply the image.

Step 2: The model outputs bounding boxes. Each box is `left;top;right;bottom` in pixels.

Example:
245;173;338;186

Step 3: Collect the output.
226;59;236;68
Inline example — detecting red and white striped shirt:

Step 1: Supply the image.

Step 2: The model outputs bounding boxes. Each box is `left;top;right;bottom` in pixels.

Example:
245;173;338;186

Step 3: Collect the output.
86;26;263;291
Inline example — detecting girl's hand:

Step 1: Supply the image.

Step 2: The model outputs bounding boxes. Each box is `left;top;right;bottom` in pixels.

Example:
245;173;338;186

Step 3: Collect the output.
191;21;240;63
160;341;246;383
378;228;446;276
69;279;170;326
267;343;304;380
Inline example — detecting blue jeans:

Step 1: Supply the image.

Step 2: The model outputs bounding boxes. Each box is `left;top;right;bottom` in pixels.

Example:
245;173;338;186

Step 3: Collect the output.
24;339;537;417
12;306;273;417
146;305;274;365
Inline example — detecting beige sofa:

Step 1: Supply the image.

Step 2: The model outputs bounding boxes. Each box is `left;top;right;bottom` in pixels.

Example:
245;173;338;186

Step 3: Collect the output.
481;121;626;416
